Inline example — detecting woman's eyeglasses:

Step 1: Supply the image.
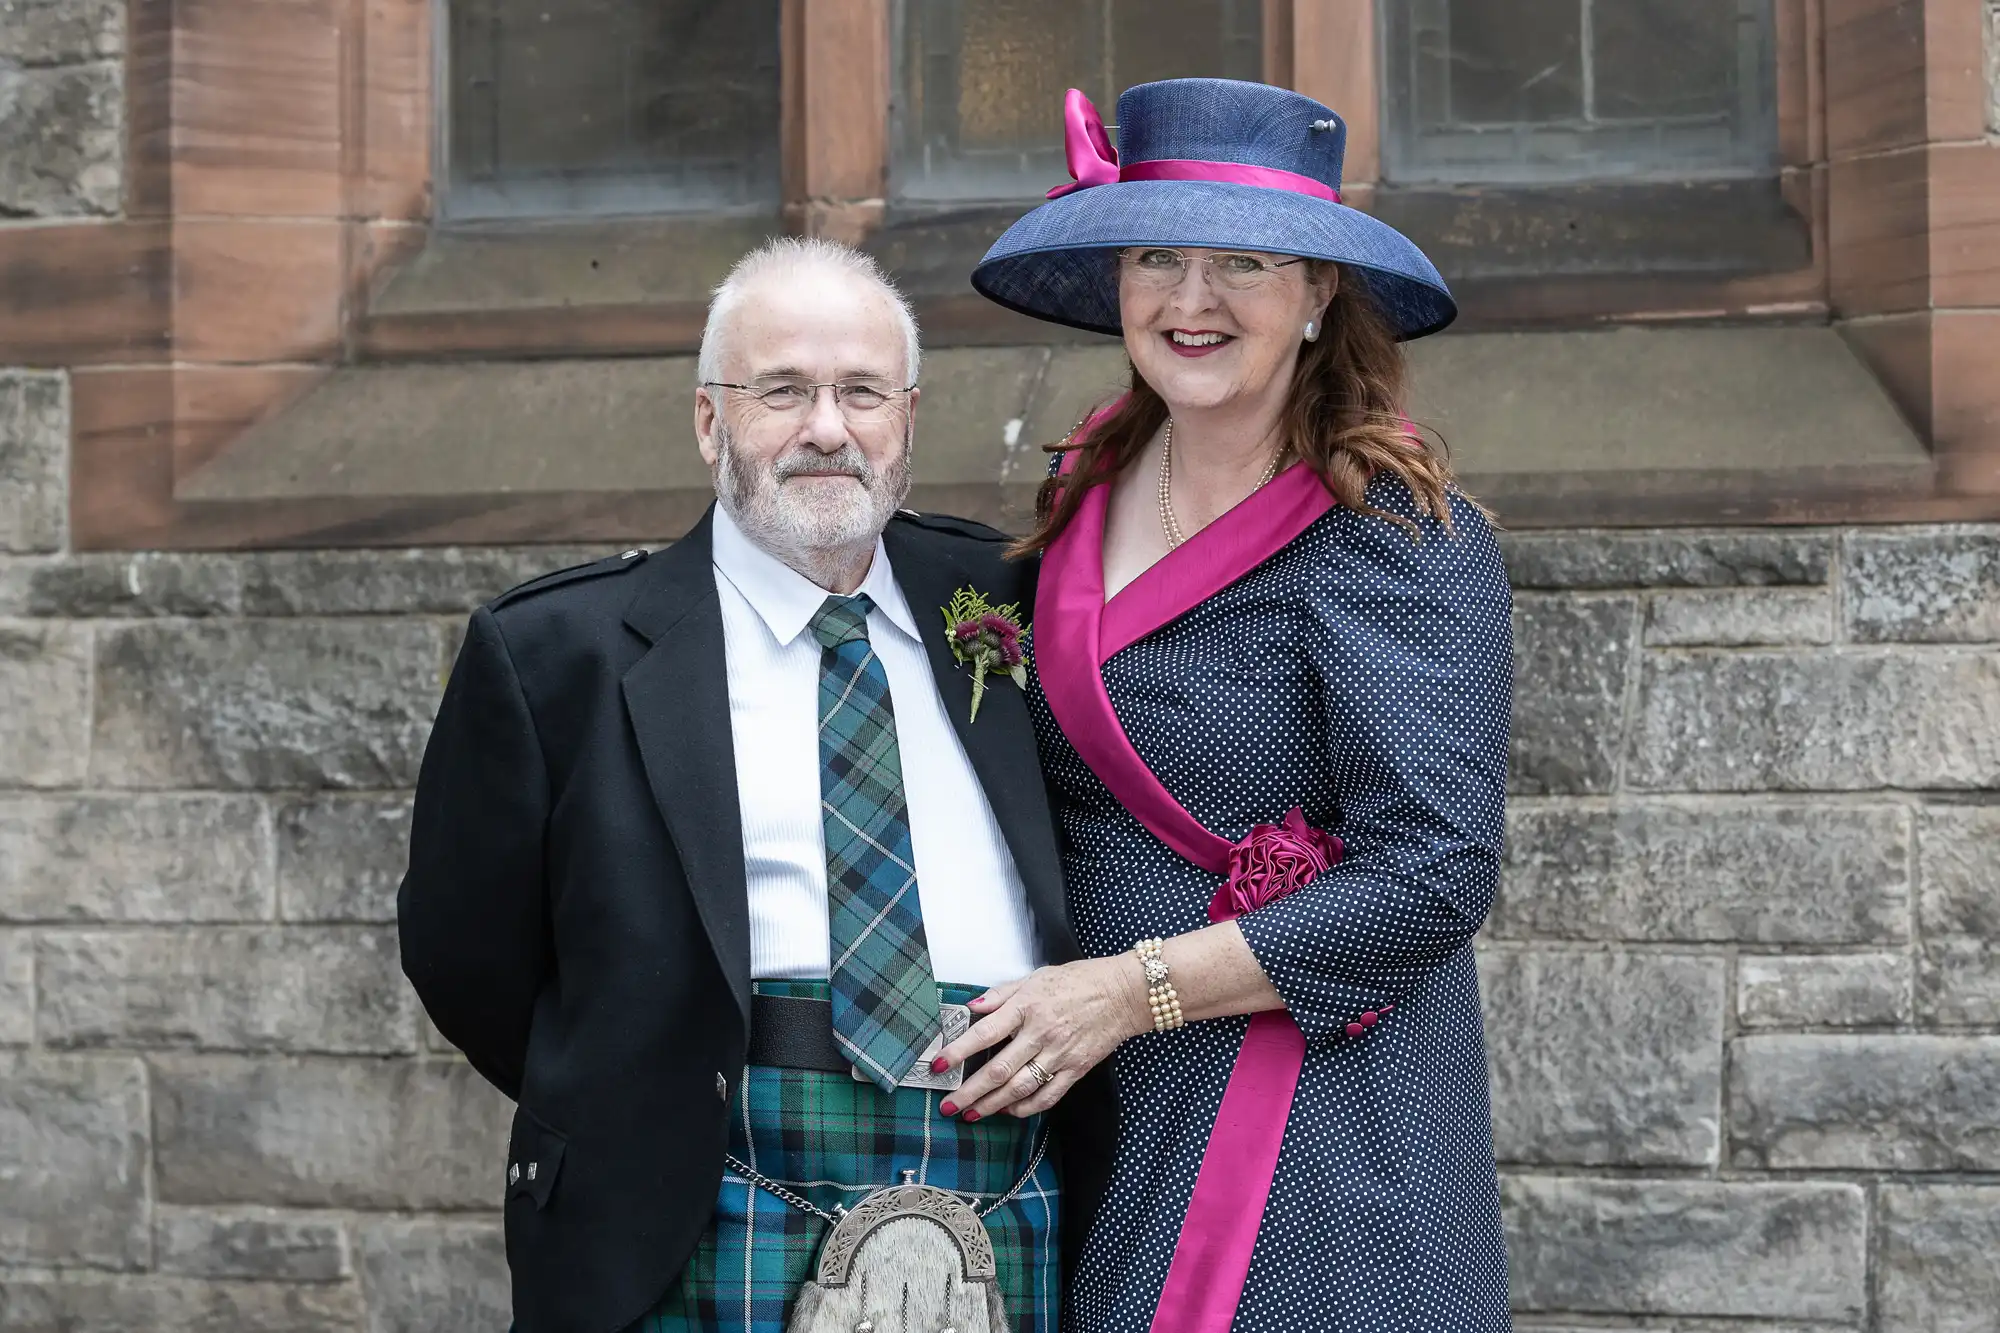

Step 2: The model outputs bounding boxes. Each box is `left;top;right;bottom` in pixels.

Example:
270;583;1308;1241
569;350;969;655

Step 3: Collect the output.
702;378;914;419
1119;247;1308;292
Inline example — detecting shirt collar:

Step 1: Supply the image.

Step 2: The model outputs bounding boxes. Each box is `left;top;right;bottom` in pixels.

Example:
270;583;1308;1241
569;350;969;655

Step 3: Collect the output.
710;502;922;648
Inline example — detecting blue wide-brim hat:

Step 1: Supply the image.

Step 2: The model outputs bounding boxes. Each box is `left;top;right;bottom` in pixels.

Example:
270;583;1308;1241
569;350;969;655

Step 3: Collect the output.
972;79;1455;341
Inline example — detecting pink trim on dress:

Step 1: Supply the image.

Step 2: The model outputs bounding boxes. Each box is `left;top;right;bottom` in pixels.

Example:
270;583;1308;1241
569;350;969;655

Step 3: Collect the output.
1032;452;1348;1333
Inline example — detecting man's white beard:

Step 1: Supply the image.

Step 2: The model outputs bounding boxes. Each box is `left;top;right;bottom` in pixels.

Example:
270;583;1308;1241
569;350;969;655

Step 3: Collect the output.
713;420;913;586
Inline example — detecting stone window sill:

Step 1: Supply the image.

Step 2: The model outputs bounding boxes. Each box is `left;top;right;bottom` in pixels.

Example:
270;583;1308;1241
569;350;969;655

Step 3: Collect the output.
164;324;1953;547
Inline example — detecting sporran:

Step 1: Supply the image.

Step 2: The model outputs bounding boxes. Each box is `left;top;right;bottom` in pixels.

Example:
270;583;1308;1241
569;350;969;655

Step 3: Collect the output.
726;1131;1046;1333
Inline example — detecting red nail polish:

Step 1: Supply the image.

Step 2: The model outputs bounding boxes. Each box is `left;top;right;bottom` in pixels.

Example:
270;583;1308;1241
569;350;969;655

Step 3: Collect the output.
963;1110;982;1123
939;1101;958;1117
931;1056;950;1074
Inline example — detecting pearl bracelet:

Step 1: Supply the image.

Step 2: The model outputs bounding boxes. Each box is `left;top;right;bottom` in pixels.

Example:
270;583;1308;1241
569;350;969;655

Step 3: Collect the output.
1135;937;1184;1032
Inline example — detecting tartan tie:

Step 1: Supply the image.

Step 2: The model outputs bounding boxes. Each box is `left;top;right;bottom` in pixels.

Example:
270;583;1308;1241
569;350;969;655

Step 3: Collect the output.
809;594;941;1093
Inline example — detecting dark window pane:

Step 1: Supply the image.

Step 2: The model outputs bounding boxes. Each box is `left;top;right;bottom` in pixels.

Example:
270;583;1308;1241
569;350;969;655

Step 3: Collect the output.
447;0;781;219
1383;0;1776;183
1594;0;1740;120
894;0;1262;202
1426;0;1583;125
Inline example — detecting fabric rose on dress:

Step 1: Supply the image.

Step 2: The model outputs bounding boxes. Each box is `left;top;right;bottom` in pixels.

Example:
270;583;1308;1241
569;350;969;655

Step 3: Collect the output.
1209;807;1342;922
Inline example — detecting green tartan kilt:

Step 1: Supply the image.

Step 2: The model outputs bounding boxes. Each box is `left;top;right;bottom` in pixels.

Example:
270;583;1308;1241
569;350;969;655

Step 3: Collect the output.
631;981;1060;1333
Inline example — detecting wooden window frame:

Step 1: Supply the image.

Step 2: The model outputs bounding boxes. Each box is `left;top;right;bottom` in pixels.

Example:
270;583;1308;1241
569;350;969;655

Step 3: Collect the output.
2;0;1995;550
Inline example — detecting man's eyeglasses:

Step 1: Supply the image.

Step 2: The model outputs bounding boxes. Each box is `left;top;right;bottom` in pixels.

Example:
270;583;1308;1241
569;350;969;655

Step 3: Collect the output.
702;377;915;419
1119;247;1309;292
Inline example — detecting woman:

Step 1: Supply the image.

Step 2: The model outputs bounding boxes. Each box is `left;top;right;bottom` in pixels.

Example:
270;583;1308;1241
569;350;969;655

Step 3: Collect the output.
933;79;1514;1331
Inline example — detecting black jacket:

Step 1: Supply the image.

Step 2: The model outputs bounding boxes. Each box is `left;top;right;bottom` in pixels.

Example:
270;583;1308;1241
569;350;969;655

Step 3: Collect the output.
399;506;1113;1333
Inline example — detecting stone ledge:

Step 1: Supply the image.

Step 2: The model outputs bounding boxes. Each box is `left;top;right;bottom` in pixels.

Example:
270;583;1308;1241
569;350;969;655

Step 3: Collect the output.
1502;530;1835;590
0;547;621;619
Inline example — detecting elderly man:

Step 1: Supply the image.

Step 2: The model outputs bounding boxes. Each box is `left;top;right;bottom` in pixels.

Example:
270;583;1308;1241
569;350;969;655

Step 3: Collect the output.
398;238;1109;1333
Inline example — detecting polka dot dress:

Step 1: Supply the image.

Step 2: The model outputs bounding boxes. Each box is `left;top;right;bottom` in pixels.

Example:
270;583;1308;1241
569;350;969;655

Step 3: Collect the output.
1031;475;1516;1332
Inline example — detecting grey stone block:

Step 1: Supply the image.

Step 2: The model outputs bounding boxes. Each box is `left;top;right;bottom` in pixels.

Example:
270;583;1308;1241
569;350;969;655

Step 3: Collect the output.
0;931;29;1045
1918;938;2000;1028
1729;1034;2000;1170
0;1053;148;1269
1645;587;1834;647
1480;949;1724;1166
1737;953;1911;1028
153;1206;349;1282
0;794;271;922
1509;596;1635;795
0;0;126;63
1496;802;1909;944
90;620;442;788
355;1218;510;1333
0;62;122;217
1629;650;2000;791
38;927;413;1054
0;1274;363;1332
1879;1184;2000;1332
1501;531;1832;590
1847;528;2000;643
1920;804;2000;938
151;1055;512;1209
1501;1175;1866;1321
276;795;414;923
0;621;90;787
0;371;67;553
1917;804;2000;1026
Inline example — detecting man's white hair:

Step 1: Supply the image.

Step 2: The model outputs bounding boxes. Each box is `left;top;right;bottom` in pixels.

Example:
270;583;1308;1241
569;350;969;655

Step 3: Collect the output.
696;236;921;387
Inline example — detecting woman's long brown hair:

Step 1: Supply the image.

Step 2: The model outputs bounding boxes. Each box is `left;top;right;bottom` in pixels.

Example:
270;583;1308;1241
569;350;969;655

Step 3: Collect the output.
1009;263;1476;558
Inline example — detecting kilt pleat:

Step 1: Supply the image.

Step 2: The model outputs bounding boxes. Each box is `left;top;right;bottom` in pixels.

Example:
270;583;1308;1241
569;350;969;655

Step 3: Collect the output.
631;981;1060;1333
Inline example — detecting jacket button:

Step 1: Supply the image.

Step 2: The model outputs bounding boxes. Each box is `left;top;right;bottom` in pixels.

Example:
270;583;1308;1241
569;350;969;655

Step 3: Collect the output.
508;1162;520;1185
716;1072;728;1102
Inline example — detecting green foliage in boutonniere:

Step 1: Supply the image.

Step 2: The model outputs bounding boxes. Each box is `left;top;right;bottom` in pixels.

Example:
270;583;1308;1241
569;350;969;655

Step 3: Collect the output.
942;586;1029;723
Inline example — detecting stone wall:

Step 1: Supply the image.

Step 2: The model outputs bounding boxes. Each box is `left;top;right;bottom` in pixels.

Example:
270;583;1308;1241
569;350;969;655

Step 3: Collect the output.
4;365;1999;1330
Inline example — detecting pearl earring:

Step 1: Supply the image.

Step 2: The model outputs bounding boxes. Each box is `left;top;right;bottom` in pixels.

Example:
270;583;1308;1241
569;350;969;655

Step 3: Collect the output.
1303;319;1320;342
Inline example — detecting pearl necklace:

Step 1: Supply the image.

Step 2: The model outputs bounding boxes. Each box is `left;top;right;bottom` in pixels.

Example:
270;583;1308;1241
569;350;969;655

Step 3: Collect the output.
1157;418;1283;550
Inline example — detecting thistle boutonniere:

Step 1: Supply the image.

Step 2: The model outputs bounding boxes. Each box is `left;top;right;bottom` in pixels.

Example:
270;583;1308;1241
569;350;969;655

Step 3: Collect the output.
942;587;1029;723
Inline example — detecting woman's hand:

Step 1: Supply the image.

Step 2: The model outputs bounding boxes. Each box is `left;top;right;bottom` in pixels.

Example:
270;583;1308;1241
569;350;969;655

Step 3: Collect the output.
933;955;1151;1121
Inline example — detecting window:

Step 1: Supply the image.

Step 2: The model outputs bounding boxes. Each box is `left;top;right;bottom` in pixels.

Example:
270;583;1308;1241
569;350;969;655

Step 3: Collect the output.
1381;0;1777;184
892;0;1263;203
442;0;783;219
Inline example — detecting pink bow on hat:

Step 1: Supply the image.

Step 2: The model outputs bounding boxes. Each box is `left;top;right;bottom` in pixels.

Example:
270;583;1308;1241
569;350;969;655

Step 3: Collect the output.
1042;87;1343;204
1047;89;1120;199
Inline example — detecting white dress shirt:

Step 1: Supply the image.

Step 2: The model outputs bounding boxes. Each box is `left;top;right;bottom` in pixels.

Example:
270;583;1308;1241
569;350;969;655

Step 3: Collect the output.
710;505;1044;986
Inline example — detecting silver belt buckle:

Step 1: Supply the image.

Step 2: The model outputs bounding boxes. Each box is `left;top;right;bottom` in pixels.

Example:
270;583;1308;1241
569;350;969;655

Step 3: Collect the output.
852;1002;969;1091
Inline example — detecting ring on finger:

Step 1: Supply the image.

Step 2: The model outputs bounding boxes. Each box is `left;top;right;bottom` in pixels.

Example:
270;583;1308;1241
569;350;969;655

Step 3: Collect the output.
1024;1058;1055;1087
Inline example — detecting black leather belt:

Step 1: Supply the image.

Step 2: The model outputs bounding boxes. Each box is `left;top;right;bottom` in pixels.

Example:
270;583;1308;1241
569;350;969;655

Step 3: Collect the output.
746;993;989;1078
